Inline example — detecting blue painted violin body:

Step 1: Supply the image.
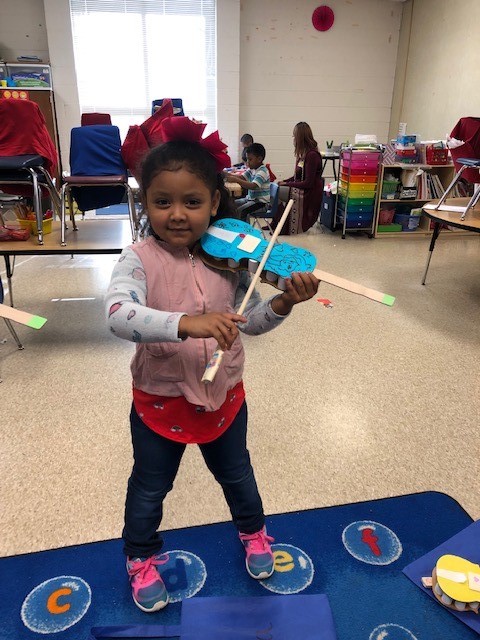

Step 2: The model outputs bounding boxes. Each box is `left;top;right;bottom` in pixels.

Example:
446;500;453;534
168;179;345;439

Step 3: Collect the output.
199;218;316;290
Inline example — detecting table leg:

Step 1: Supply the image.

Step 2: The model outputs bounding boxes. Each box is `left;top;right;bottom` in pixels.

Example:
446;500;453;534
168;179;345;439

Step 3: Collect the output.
2;255;14;306
422;221;441;285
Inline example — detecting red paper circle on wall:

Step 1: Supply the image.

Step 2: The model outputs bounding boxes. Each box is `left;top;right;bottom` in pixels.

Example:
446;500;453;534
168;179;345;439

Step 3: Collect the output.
312;6;335;32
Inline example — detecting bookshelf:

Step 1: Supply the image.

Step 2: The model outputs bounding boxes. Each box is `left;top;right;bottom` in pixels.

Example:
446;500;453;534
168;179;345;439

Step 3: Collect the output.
374;164;463;238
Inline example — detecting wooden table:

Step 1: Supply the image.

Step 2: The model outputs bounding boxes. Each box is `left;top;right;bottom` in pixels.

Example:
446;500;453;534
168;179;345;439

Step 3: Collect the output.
0;219;132;305
224;181;242;197
422;198;480;284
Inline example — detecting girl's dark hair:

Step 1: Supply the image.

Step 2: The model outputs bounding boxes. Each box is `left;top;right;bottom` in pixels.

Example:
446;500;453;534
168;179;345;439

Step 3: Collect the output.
139;139;235;233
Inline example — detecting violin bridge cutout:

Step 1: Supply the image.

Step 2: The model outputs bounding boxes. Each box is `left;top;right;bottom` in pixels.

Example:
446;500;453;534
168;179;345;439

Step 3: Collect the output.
237;234;261;253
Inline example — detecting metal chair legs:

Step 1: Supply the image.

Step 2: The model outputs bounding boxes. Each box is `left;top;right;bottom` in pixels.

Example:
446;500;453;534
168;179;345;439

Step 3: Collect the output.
3;318;24;349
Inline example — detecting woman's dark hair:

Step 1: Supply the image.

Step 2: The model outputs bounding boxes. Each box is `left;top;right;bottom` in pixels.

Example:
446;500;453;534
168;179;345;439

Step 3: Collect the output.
293;122;318;159
139;139;235;233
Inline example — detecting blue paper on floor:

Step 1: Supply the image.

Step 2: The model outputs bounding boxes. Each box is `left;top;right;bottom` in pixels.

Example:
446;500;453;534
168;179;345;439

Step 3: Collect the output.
403;520;480;635
95;204;132;215
88;594;336;639
1;492;477;640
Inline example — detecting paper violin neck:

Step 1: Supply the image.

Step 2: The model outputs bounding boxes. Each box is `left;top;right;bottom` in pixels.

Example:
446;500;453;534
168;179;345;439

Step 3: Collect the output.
200;218;395;306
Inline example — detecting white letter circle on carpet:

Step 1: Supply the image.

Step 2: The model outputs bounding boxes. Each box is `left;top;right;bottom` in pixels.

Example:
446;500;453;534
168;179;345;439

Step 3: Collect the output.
158;550;207;603
342;520;402;565
369;623;418;640
259;543;314;594
21;575;91;634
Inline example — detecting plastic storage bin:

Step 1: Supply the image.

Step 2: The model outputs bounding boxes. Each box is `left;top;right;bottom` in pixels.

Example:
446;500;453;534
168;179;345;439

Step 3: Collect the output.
16;217;52;235
426;145;448;165
394;213;421;231
6;63;52;88
381;179;399;198
30;217;53;235
378;208;395;225
377;223;402;233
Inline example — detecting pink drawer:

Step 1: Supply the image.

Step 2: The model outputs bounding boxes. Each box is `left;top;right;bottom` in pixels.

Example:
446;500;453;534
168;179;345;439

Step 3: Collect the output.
342;151;380;162
343;167;378;176
341;160;379;171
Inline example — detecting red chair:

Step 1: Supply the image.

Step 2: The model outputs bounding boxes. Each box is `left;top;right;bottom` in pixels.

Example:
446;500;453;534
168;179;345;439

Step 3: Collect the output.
428;117;480;220
449;117;480;183
81;113;112;126
0;99;60;244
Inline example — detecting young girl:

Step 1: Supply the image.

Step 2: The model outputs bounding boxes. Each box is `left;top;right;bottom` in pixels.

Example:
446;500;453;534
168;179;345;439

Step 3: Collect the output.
105;116;319;613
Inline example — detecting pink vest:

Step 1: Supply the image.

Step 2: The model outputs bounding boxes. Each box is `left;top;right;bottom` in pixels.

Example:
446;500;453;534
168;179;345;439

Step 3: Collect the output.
130;236;244;411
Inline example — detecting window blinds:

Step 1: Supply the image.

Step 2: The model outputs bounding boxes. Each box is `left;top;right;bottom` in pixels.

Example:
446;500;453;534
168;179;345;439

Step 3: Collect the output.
69;0;217;137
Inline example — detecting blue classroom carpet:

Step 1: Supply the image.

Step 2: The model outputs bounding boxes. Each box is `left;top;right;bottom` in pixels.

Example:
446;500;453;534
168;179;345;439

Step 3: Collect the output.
1;491;477;640
95;204;129;215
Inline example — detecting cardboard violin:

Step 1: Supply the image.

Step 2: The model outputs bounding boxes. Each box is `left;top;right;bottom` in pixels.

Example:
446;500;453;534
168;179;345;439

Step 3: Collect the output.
422;554;480;614
199;200;395;383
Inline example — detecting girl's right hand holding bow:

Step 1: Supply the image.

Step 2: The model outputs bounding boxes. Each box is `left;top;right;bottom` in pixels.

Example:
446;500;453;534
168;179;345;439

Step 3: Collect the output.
178;312;247;351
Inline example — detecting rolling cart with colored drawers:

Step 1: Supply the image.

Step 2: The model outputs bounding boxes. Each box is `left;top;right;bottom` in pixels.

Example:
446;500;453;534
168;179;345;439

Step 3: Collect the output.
336;146;383;238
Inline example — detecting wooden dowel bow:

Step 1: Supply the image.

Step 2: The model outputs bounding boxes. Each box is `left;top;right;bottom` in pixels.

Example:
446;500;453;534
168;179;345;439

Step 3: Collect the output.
201;199;294;384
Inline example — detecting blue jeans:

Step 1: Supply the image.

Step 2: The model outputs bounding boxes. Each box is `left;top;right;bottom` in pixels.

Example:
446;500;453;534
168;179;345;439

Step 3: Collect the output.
123;401;265;557
234;197;267;221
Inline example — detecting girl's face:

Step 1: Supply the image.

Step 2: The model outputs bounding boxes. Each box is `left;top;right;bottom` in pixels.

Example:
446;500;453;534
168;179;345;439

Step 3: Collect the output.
145;167;220;249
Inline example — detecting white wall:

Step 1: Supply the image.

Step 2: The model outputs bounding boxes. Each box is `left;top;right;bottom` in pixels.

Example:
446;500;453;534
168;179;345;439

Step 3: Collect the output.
2;0;403;178
16;0;474;177
391;0;480;140
43;0;81;172
0;0;49;62
217;0;241;164
239;0;403;178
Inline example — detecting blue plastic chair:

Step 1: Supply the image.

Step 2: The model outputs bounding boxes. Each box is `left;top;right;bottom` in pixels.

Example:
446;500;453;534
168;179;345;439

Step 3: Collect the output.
60;125;138;245
151;98;184;116
248;182;280;236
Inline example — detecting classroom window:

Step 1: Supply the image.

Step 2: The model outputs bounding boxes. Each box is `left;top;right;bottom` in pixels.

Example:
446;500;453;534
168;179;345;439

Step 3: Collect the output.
69;0;217;138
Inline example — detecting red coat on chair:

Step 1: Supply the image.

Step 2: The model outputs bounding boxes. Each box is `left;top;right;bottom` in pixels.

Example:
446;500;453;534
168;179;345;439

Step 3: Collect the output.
0;99;58;176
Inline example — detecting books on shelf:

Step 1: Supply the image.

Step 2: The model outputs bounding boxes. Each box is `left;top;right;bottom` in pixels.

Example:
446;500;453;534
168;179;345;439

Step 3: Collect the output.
417;172;446;200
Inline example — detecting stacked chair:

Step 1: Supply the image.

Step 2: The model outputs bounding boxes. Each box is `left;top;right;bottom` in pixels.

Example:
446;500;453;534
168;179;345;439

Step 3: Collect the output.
0;99;60;244
61;124;138;246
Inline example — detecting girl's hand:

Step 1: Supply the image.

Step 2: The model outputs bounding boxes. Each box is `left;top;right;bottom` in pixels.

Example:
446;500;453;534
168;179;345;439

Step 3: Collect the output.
271;272;320;316
178;312;247;350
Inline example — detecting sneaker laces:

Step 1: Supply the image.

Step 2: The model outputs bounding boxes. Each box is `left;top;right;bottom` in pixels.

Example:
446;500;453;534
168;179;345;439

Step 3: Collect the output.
127;554;169;583
240;530;274;553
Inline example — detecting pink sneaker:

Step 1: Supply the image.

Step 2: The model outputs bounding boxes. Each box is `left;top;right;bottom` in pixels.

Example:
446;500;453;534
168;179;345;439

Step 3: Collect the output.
126;553;169;612
239;526;275;579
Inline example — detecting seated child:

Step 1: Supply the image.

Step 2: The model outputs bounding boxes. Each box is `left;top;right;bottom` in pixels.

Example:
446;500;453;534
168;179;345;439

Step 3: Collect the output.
225;142;270;221
233;133;254;168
